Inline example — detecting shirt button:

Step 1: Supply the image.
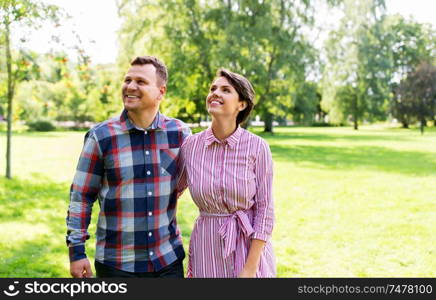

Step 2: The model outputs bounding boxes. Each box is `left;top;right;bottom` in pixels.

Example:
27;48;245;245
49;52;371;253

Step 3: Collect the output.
148;191;152;196
148;232;152;237
148;212;153;216
149;251;154;256
145;151;150;155
146;170;151;175
144;130;148;135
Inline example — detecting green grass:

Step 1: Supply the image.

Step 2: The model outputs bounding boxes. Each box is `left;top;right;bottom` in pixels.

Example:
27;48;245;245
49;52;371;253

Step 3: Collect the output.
1;125;435;277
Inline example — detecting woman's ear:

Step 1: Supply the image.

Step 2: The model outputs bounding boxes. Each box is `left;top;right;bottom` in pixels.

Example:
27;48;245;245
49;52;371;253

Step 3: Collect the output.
239;101;247;111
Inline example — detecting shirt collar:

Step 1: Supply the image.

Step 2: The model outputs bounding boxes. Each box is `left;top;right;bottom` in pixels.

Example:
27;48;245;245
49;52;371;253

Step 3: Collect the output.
204;126;242;149
120;109;165;131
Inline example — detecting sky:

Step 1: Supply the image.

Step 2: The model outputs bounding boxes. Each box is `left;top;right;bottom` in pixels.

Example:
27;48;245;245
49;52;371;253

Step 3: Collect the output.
12;0;122;65
12;0;436;65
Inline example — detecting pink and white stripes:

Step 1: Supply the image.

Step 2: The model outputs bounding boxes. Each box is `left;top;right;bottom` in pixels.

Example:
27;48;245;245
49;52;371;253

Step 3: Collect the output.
178;127;276;278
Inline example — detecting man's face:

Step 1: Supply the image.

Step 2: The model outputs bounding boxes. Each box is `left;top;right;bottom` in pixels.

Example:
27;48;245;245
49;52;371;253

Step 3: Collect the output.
122;64;166;113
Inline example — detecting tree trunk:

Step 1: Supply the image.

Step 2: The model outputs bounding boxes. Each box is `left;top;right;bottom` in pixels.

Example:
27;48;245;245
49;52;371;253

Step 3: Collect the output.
352;94;359;130
5;20;13;179
263;112;273;133
420;118;425;135
401;121;409;129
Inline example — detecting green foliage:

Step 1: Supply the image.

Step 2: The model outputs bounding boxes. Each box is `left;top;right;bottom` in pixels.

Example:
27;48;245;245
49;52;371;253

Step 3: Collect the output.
1;0;435;141
117;0;319;131
26;119;56;131
1;0;63;178
393;62;436;132
383;16;436;129
3;52;122;125
322;4;436;129
383;14;436;79
322;0;390;129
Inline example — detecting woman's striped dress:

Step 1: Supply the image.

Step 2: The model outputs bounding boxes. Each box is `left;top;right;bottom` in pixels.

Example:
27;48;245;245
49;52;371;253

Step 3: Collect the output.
178;127;276;278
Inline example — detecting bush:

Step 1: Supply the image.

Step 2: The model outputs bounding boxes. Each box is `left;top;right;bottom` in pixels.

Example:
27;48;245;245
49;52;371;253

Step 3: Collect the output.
311;122;333;127
27;120;56;132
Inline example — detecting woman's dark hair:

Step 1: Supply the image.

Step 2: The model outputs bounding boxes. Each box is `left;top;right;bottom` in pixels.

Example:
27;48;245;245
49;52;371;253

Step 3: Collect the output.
130;56;168;86
216;68;255;126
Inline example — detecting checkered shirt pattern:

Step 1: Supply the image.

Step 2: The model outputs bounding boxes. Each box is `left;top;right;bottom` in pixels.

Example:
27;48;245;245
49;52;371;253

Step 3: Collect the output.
66;109;191;272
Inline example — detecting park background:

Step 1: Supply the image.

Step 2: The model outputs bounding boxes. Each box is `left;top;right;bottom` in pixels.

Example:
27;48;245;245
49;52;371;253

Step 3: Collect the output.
1;0;435;277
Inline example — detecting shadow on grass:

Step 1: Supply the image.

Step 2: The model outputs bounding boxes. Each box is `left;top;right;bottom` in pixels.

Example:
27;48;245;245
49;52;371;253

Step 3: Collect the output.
1;239;68;277
0;175;71;277
0;174;69;221
271;144;436;176
256;130;418;143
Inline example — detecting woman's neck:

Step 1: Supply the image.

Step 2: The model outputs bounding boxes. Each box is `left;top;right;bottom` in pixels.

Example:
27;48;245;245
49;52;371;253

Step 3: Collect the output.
211;117;238;141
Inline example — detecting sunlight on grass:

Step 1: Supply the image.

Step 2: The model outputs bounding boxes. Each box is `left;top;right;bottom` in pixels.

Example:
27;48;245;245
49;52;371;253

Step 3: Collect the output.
1;222;51;243
0;131;85;183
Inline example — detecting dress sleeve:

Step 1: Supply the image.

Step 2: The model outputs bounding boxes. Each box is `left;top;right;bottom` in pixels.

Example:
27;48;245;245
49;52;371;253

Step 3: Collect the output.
66;130;103;262
252;140;274;241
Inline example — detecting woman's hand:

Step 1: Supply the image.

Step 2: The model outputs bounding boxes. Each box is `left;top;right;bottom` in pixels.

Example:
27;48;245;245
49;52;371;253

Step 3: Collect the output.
238;265;257;278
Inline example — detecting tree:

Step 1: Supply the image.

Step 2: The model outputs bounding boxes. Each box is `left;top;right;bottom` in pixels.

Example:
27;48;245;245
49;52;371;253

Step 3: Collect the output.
117;0;322;132
395;62;436;134
1;0;60;179
384;15;436;128
322;0;389;129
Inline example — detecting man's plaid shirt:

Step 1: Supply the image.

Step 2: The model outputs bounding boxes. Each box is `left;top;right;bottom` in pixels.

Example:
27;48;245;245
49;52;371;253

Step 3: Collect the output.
66;110;191;272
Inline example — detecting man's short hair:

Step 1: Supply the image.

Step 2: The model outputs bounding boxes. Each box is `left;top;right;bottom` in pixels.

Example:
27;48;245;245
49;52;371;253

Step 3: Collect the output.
130;56;168;86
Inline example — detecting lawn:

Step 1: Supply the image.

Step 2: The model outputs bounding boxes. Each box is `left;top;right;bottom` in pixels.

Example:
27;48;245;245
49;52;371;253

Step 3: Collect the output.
1;125;435;277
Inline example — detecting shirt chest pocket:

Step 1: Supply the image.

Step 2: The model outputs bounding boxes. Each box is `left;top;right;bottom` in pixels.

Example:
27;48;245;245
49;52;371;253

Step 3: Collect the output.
159;147;180;177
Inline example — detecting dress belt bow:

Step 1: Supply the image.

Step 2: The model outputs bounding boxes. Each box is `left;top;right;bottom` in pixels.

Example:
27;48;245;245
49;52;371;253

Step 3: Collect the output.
200;210;254;277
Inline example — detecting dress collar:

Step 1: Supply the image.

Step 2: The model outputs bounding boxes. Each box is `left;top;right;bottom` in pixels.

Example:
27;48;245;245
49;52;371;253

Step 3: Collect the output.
204;126;243;149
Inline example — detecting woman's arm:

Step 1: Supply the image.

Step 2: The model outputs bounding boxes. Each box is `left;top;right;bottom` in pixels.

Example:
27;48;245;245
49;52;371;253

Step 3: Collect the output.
239;239;266;277
239;139;274;277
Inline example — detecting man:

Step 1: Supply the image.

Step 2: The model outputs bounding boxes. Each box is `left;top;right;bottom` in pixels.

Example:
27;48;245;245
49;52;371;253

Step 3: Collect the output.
66;56;191;278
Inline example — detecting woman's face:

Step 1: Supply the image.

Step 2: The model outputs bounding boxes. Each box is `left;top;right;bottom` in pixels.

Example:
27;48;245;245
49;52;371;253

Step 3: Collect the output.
206;76;247;121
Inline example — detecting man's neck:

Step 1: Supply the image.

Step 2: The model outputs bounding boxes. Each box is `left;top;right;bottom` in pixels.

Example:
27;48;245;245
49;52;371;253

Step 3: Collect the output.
127;108;159;129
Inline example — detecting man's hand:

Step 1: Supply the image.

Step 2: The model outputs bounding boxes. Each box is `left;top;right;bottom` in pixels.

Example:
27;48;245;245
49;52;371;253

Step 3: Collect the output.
70;258;93;278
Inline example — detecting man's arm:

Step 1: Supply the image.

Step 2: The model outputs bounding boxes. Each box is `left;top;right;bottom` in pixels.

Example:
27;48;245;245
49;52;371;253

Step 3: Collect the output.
66;130;103;278
176;124;192;198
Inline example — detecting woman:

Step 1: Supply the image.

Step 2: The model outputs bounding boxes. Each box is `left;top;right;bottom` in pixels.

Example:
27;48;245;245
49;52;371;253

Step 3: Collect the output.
177;69;276;278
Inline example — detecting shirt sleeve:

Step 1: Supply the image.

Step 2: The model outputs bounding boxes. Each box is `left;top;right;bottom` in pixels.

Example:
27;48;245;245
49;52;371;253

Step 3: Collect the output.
252;139;274;241
176;130;191;199
66;130;104;262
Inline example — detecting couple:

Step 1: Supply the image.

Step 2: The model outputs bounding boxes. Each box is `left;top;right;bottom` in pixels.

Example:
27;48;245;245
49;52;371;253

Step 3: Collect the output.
66;56;276;278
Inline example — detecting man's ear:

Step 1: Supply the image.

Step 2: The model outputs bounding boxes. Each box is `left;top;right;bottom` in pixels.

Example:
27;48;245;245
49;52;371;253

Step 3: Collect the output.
158;85;167;100
239;101;248;111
